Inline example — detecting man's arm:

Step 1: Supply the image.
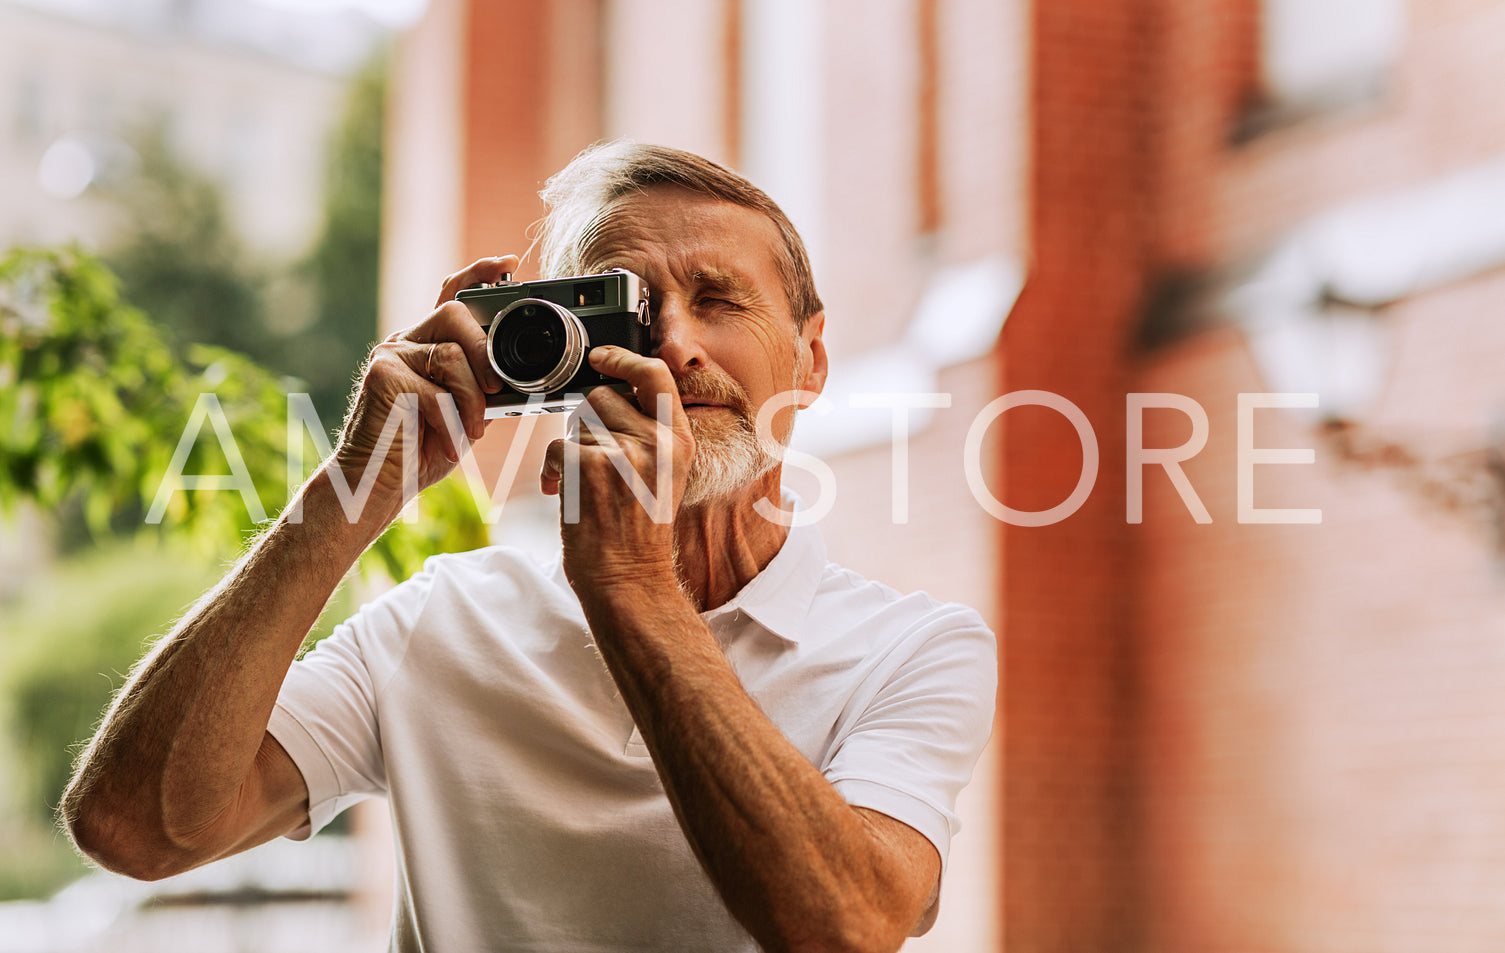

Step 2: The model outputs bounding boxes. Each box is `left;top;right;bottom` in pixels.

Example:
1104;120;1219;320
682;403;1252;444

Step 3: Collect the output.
62;257;516;879
64;472;388;879
578;584;943;953
547;348;947;953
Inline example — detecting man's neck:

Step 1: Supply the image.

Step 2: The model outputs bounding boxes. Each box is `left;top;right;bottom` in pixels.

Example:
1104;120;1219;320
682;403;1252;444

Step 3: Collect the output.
671;472;791;612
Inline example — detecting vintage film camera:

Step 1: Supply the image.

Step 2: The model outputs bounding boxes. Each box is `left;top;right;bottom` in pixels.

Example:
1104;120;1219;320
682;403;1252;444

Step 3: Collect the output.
457;269;651;417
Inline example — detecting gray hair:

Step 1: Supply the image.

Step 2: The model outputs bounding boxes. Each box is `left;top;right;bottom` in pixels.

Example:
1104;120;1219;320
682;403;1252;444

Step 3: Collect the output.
536;140;823;328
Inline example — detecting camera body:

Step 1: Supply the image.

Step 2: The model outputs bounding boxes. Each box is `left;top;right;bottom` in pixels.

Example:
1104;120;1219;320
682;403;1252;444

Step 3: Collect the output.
457;269;651;417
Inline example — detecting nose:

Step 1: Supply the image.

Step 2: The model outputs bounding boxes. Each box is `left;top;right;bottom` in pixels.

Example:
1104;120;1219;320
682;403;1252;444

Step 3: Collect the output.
650;296;708;374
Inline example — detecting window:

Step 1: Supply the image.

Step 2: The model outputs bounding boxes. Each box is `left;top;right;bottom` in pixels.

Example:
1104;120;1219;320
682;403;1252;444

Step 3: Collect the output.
1260;0;1404;108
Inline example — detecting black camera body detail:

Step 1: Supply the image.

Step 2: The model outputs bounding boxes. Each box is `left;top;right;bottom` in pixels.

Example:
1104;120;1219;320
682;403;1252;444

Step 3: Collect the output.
456;269;651;417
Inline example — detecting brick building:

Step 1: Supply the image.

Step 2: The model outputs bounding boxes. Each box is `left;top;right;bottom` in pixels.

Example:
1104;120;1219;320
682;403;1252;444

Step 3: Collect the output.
380;0;1505;950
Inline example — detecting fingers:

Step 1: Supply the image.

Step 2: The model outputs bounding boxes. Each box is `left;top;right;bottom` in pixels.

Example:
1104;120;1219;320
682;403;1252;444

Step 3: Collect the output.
364;340;473;462
587;347;686;430
436;255;521;307
541;438;565;496
539;381;691;505
380;339;482;447
385;257;521;397
407;300;504;395
338;259;527;486
539;387;660;496
418;341;488;441
377;297;502;447
578;383;664;436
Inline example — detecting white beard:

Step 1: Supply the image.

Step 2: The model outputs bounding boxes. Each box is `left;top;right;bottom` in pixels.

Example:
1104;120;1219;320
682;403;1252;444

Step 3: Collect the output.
680;410;779;507
675;332;806;508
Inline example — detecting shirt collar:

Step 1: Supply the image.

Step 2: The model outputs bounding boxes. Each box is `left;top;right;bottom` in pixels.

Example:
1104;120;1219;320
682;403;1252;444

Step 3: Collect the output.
699;490;826;645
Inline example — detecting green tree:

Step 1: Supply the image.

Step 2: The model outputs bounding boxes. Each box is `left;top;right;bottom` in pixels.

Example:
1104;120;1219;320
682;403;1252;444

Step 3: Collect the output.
0;244;486;589
0;247;487;897
103;52;390;437
296;52;389;426
102;123;277;372
0;55;481;899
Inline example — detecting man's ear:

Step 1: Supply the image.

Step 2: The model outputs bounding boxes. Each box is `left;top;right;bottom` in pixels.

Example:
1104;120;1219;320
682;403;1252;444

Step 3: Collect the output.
796;311;828;408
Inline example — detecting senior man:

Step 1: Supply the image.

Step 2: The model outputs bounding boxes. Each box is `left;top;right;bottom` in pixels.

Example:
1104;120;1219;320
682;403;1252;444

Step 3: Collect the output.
63;141;996;953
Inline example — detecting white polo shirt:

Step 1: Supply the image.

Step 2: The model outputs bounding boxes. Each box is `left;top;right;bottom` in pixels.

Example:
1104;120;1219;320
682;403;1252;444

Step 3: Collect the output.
268;517;996;952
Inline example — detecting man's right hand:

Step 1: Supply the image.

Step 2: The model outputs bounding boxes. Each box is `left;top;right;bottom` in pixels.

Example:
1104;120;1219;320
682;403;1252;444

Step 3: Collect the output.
331;255;518;522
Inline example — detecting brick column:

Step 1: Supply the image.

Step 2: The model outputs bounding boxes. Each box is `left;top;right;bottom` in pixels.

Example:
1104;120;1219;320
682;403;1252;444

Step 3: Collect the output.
999;0;1156;948
459;0;603;272
426;0;606;484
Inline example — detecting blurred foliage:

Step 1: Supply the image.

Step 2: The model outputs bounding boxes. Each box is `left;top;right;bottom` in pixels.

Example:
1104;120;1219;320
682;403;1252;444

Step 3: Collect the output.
0;244;487;574
100;125;273;368
101;52;388;433
0;245;488;896
0;53;494;900
3;246;289;551
1;543;217;833
0;539;357;900
299;52;389;424
0;824;86;904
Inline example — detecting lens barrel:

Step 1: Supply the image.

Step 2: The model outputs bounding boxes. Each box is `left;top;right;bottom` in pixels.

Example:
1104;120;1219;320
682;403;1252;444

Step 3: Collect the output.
486;298;587;393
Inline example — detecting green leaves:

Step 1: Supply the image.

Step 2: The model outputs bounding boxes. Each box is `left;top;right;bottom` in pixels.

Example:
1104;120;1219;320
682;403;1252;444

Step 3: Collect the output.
1;247;175;525
0;245;488;580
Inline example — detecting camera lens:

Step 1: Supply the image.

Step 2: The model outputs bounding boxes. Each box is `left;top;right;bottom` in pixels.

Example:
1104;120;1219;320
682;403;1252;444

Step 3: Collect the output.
487;298;587;393
502;310;561;374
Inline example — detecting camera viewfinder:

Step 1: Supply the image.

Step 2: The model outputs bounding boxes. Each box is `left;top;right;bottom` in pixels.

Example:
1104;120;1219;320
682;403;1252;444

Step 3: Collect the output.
573;282;606;308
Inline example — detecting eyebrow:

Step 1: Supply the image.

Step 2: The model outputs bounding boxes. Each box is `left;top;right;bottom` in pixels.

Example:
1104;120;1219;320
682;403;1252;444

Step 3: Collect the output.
691;269;759;299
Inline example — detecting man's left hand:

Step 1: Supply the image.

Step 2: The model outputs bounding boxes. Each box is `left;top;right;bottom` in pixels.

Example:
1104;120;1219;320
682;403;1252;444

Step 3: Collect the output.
540;346;696;590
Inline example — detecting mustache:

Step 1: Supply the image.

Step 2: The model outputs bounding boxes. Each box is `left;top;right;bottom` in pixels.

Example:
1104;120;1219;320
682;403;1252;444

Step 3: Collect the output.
676;369;753;417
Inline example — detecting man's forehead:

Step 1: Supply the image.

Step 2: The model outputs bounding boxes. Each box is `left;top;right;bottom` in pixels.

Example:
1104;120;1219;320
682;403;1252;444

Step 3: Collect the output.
577;185;792;312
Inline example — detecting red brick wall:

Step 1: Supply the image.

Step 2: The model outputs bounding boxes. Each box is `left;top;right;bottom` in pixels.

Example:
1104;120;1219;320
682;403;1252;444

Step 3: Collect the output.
1136;281;1505;953
1129;0;1505;949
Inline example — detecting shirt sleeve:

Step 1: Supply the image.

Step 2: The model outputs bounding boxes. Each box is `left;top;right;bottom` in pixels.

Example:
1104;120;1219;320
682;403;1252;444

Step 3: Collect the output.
267;566;436;839
822;606;997;876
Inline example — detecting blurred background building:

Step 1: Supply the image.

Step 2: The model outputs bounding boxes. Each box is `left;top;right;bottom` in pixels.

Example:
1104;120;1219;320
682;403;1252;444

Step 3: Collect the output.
5;0;1505;950
0;0;384;254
